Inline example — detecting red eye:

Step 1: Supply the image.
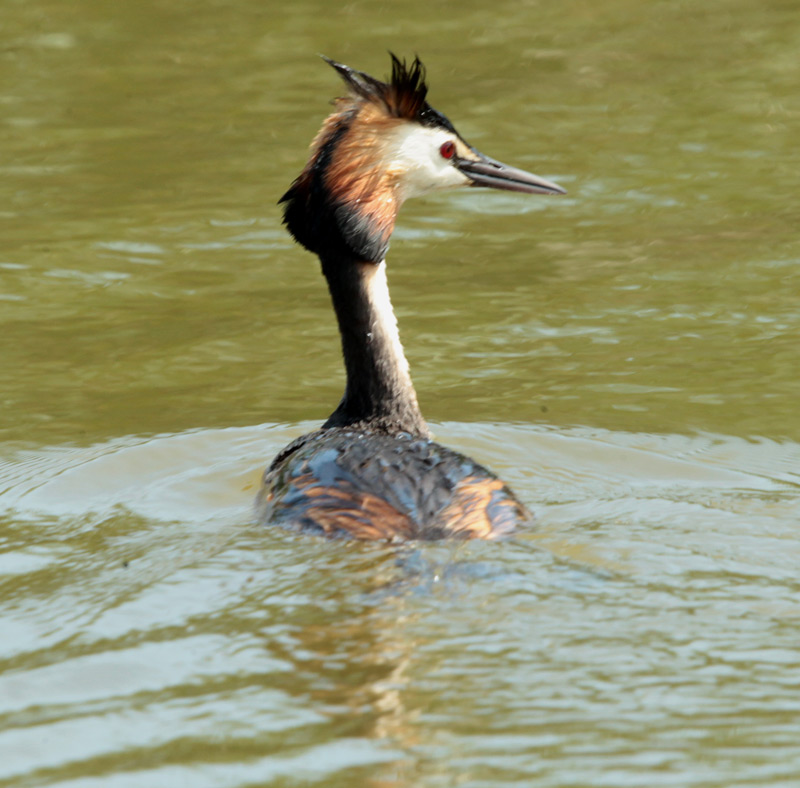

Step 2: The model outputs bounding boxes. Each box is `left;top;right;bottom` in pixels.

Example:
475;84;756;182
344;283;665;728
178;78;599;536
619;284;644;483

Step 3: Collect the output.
439;141;456;160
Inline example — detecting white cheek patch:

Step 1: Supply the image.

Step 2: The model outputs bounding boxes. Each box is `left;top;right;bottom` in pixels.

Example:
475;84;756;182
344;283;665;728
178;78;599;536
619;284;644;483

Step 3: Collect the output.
386;124;471;200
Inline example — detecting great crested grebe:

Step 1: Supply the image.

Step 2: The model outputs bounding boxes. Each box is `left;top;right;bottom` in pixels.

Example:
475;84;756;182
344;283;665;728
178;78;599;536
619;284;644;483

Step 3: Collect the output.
257;54;565;540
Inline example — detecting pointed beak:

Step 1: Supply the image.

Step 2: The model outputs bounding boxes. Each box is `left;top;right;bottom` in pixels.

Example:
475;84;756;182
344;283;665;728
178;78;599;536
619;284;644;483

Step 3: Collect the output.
455;151;566;195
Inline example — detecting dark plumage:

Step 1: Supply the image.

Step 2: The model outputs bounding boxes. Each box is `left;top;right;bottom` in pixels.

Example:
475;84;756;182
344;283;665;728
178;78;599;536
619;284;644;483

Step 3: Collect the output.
259;430;527;540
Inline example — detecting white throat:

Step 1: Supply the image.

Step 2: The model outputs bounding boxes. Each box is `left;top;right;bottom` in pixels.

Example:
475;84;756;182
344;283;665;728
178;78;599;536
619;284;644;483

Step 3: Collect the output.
361;260;412;385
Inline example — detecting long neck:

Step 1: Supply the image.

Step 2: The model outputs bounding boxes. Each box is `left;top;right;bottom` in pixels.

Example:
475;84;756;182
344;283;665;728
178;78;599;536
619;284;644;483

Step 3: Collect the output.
320;253;429;438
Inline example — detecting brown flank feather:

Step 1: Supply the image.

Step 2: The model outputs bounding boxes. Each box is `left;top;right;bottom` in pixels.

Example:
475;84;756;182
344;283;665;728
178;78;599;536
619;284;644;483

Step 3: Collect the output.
290;472;416;540
434;476;524;539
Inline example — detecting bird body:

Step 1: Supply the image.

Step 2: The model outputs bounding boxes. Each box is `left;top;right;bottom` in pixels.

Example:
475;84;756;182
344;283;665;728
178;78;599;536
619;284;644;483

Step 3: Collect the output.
259;429;527;541
259;55;564;540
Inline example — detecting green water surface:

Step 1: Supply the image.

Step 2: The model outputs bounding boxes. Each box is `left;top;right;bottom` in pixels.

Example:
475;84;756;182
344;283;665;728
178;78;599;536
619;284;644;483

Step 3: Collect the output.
2;1;799;786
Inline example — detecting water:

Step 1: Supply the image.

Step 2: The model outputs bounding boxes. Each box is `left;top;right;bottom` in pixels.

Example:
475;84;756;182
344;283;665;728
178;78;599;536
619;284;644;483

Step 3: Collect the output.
2;0;800;785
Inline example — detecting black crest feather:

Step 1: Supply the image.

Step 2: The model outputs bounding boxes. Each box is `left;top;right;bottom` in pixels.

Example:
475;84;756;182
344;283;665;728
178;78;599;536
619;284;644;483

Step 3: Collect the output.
322;53;456;132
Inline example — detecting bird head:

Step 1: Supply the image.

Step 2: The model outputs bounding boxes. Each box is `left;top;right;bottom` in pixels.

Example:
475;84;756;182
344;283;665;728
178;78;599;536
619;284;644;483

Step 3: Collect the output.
281;54;565;263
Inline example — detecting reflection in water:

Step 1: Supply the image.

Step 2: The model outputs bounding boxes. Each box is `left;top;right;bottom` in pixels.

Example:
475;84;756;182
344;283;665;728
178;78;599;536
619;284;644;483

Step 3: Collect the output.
1;423;800;785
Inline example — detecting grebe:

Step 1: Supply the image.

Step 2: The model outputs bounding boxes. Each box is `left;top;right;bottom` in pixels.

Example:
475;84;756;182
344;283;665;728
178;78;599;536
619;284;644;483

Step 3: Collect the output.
258;54;565;540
